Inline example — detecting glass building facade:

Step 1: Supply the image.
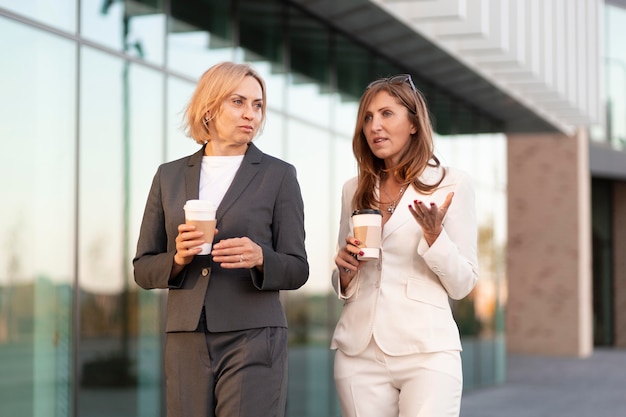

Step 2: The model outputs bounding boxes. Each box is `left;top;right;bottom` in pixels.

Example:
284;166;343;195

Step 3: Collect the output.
592;0;626;348
0;1;507;416
604;1;626;151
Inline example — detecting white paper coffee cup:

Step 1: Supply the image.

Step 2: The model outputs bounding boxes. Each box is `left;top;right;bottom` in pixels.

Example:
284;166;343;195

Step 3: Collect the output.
184;200;217;255
351;209;382;260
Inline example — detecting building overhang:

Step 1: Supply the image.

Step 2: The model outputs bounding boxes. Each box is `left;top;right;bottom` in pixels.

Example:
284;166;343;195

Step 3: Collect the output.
292;0;600;135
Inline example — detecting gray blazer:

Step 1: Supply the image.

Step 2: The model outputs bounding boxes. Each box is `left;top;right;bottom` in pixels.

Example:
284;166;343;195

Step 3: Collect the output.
133;143;309;333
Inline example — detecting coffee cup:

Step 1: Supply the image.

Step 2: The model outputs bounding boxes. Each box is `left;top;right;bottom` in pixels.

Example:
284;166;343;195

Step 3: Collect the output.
351;209;382;260
184;199;217;255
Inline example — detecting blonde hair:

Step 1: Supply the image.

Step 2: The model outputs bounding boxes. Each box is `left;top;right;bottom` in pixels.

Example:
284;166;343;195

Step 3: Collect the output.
183;62;267;144
352;79;445;211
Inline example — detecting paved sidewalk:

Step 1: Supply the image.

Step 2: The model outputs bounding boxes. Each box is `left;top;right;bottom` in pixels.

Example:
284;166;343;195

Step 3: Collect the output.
460;348;626;417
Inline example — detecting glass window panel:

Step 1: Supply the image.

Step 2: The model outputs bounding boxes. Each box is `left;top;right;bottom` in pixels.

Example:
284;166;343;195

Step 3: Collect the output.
167;25;234;78
0;18;76;417
331;92;359;138
286;7;332;124
78;46;132;417
126;64;165;417
284;119;340;416
591;179;614;346
336;36;370;99
287;74;332;126
430;92;453;135
606;5;626;149
239;0;283;64
80;0;165;65
330;134;358;244
371;59;403;79
436;133;507;389
171;0;232;42
250;58;287;113
124;10;166;66
80;0;124;51
456;105;478;134
332;36;366;136
0;0;76;32
166;76;202;161
285;121;333;294
168;0;234;78
287;7;330;86
256;109;285;159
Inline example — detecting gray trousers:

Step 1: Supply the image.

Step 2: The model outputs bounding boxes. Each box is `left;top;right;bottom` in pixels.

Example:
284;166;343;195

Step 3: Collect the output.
164;324;288;417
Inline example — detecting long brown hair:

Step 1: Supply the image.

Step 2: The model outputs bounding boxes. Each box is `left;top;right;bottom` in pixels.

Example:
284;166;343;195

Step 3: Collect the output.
183;62;267;144
352;76;445;211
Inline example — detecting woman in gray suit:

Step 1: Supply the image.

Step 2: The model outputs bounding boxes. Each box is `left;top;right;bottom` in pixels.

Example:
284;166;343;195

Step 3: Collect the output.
133;62;309;417
332;74;479;417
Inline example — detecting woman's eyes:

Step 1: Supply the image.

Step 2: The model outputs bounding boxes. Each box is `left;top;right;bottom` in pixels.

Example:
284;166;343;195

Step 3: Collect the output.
231;99;263;109
364;110;392;121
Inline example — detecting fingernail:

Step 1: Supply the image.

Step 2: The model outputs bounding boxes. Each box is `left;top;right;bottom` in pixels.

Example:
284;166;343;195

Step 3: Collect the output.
359;251;364;256
354;240;360;245
430;202;435;206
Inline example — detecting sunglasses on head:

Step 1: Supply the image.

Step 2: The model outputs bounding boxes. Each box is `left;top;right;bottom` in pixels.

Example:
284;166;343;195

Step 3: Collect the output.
366;74;417;92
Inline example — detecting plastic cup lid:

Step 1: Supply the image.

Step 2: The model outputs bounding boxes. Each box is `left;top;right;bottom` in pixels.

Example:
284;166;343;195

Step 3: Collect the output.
184;199;216;211
351;209;382;216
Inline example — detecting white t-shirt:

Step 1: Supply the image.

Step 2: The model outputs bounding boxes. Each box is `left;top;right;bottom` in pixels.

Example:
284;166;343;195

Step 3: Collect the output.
198;155;245;207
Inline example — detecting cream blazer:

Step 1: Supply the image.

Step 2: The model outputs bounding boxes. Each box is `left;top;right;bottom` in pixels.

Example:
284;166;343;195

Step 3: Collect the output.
331;166;479;356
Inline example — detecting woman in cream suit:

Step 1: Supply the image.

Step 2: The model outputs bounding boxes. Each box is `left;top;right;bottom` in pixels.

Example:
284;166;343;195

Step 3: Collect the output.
332;74;478;417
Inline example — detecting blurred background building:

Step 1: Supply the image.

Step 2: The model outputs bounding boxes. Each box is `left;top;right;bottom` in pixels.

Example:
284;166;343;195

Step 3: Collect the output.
1;0;625;416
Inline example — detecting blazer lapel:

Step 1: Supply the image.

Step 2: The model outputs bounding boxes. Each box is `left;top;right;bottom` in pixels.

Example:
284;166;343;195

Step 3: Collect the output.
382;186;417;241
185;145;205;201
216;143;263;218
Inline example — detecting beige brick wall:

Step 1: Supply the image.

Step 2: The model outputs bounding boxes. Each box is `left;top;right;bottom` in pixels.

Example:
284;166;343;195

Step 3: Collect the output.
506;130;592;357
614;181;626;348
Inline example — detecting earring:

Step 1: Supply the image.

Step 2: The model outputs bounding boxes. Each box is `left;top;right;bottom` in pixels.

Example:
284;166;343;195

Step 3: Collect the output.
202;117;209;130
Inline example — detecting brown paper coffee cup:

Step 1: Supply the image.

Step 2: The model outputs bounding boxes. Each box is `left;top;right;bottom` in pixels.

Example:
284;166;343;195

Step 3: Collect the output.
184;200;217;255
351;209;382;260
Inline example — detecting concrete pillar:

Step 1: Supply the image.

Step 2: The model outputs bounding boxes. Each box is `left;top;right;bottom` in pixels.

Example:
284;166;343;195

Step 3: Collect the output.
614;181;626;348
506;130;593;357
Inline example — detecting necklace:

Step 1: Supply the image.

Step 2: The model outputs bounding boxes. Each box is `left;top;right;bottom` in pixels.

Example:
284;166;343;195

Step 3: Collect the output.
382;183;406;214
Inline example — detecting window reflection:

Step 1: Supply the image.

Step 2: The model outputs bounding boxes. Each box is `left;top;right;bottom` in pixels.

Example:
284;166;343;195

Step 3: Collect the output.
80;0;165;65
605;4;626;149
256;109;285;159
168;0;234;78
0;18;76;416
284;119;339;417
0;0;76;32
436;133;508;389
127;64;166;417
166;77;200;161
78;46;130;416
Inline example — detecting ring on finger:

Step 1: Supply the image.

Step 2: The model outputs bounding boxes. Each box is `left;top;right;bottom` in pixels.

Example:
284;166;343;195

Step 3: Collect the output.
239;254;244;263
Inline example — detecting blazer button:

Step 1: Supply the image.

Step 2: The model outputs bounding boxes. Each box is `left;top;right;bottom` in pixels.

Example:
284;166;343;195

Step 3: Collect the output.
201;268;209;277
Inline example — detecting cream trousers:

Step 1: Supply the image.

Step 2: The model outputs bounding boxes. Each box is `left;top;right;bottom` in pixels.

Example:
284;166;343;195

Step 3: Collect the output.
334;338;463;417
